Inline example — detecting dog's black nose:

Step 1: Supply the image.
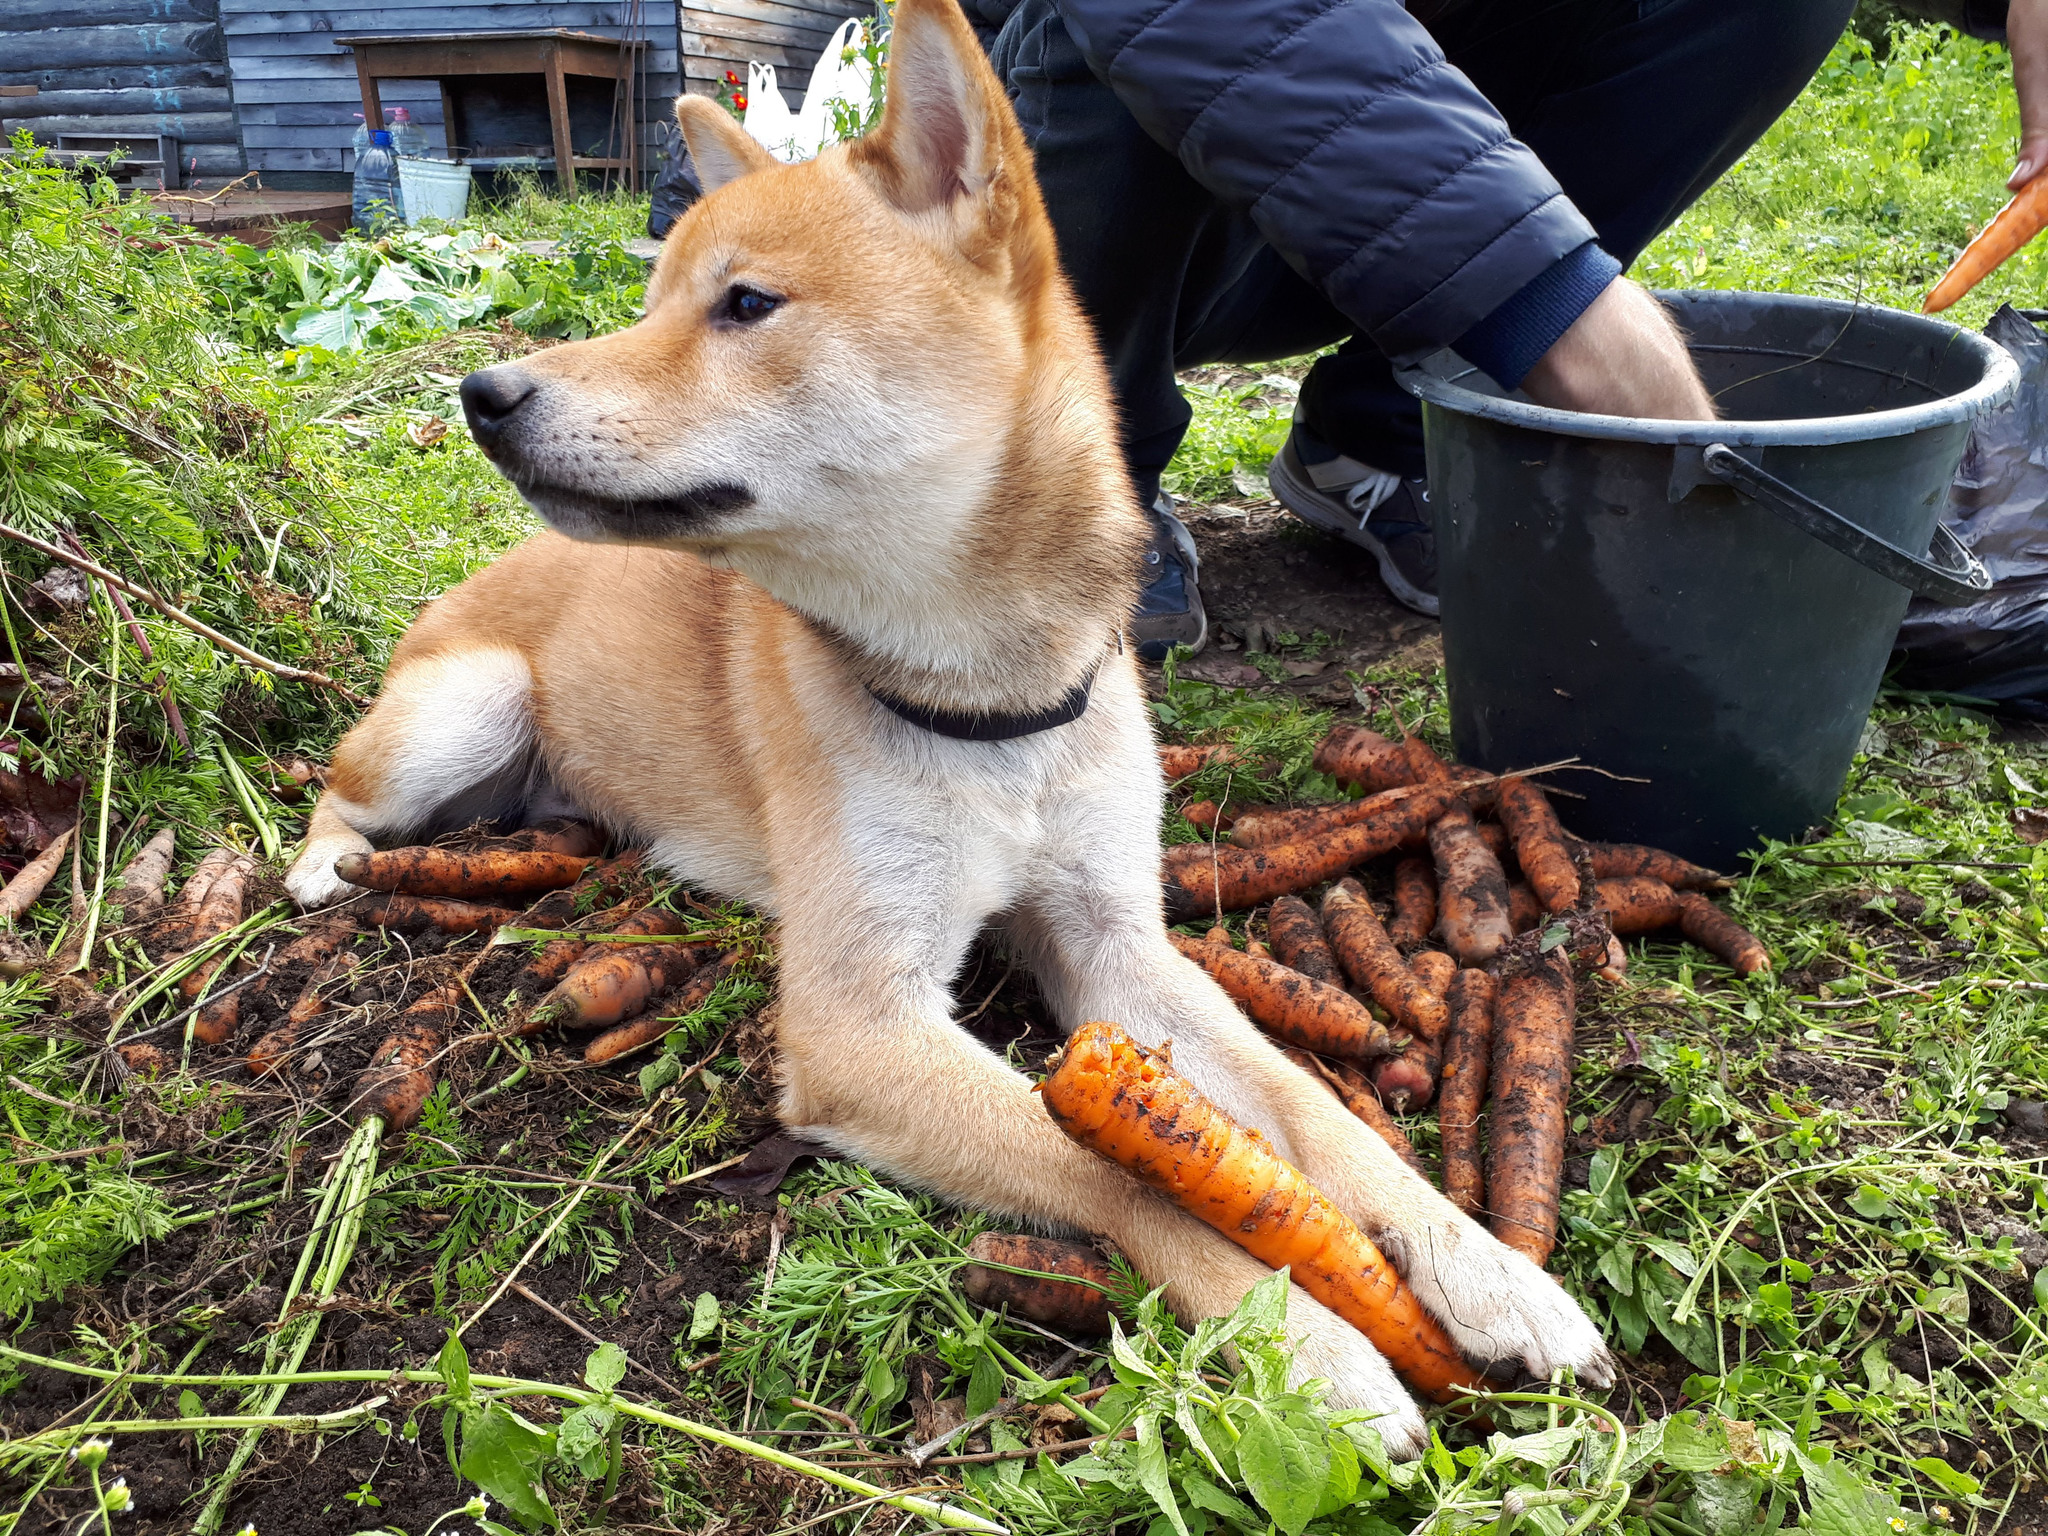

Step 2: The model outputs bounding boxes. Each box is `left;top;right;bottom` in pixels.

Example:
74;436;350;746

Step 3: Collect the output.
460;368;537;447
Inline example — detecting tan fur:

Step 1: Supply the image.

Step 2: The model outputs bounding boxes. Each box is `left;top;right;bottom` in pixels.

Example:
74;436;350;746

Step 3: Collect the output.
289;0;1610;1448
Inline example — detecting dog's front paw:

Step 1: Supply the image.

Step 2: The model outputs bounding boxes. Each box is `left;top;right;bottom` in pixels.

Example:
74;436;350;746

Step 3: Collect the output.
1285;1286;1429;1459
285;831;373;909
1379;1220;1614;1388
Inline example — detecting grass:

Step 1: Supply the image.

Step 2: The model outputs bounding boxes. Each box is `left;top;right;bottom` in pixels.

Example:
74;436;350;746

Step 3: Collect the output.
0;17;2042;1533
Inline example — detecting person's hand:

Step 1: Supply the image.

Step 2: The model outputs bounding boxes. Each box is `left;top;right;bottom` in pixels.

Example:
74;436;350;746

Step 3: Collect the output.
1519;277;1717;422
2011;0;2048;188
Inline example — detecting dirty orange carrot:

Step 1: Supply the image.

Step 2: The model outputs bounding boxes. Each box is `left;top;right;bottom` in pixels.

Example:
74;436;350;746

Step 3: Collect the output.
1387;857;1437;951
1438;969;1497;1217
584;950;740;1064
334;846;593;903
1486;944;1576;1267
961;1232;1119;1335
1321;879;1448;1041
249;948;361;1077
1429;808;1513;967
1183;800;1253;832
190;981;245;1047
152;846;235;953
1159;743;1238;780
1596;934;1629;984
1044;1021;1479;1400
1925;172;2048;313
359;894;519;934
1374;943;1452;1110
490;818;605;857
1474;820;1512;864
1496;778;1580;914
1231;784;1450;849
1576;841;1727;891
1264;894;1343;986
107;828;176;926
1313;725;1413;794
350;988;456;1130
1507;883;1541;933
0;829;73;924
1594;875;1685;935
1160;782;1465;920
535;908;704;1032
497;899;647;1023
1675;893;1771;974
1245;938;1273;960
1409;949;1456;995
1205;924;1235;946
118;1042;172;1077
1284;1048;1435;1180
1169;932;1391;1059
246;1022;298;1079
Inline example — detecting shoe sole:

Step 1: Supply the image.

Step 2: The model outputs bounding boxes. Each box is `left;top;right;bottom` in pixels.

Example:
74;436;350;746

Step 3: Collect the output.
1134;497;1209;660
1267;446;1440;618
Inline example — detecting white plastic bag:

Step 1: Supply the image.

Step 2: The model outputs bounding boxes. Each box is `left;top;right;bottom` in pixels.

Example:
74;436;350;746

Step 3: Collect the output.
743;18;875;164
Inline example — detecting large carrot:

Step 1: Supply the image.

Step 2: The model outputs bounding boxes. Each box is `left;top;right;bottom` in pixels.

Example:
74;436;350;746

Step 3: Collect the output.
334;847;593;903
960;1233;1118;1335
532;907;703;1032
1159;743;1238;780
1925;172;2048;313
1675;893;1771;974
584;950;740;1063
1437;969;1497;1217
1264;894;1343;986
1043;1020;1480;1400
1387;857;1437;951
1496;778;1580;914
1320;879;1448;1042
0;829;73;924
350;988;455;1131
1284;1048;1434;1181
175;854;257;1040
152;848;245;957
1169;932;1390;1060
1594;875;1685;935
1312;725;1412;794
1408;949;1456;995
359;894;519;934
1429;810;1513;967
248;948;361;1077
1160;782;1464;920
1485;944;1576;1267
1371;950;1450;1112
1181;800;1248;832
1576;842;1728;891
492;818;604;857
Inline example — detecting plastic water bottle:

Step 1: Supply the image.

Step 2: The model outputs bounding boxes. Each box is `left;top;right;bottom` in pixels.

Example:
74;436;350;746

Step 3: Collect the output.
351;129;404;231
389;106;428;159
350;109;392;163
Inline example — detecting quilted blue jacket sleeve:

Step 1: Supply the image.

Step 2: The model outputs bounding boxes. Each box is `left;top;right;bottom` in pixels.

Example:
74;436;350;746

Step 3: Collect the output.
1053;0;1603;363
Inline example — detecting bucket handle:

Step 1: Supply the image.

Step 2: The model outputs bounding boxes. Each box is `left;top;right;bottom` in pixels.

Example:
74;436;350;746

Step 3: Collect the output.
1701;443;1991;608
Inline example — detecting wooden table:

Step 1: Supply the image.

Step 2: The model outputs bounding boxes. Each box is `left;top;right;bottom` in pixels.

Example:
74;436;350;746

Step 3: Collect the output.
335;30;645;198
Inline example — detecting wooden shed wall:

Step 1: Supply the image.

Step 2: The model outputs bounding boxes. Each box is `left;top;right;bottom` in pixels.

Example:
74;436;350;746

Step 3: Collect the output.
0;0;245;179
682;0;870;104
221;0;682;176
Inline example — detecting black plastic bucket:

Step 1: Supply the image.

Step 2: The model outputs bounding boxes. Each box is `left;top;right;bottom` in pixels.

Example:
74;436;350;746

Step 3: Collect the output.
1396;291;2019;869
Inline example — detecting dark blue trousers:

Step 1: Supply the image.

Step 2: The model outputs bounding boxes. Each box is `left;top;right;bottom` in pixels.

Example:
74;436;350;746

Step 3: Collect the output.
990;0;1857;500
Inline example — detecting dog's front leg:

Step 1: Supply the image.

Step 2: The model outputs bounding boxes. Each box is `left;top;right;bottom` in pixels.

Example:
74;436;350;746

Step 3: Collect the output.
770;904;1430;1454
1011;897;1613;1391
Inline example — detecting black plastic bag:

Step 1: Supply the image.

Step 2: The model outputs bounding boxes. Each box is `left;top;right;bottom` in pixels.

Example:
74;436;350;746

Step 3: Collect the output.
647;121;703;240
1891;306;2048;714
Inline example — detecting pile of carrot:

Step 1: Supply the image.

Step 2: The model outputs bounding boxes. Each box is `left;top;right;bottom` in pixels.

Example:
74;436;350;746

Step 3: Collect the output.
1154;725;1772;1268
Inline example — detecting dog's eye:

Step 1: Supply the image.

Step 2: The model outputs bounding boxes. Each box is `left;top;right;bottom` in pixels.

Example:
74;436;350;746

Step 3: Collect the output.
722;285;781;325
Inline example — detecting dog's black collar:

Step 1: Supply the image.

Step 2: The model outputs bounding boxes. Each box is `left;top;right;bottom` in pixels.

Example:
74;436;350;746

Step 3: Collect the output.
868;662;1100;742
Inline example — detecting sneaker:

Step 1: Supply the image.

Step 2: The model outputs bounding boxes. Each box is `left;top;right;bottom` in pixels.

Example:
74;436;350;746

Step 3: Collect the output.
1267;427;1438;617
1131;493;1208;662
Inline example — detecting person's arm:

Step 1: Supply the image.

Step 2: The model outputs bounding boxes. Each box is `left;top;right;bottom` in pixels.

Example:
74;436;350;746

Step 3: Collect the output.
2009;0;2048;187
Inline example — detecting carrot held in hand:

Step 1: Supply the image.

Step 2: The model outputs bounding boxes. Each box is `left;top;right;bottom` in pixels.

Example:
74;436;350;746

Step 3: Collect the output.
1496;778;1580;914
334;847;593;903
1160;782;1464;920
1437;970;1496;1217
1321;879;1448;1042
1675;893;1771;974
1169;932;1390;1060
1264;894;1342;986
1925;172;2048;313
1486;943;1576;1267
1043;1020;1480;1400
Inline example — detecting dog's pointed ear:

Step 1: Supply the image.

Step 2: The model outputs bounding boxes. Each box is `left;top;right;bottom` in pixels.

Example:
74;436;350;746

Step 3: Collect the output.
675;93;779;194
849;0;1011;218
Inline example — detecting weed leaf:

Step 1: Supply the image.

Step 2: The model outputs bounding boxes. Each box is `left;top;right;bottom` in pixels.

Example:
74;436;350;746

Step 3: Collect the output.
1133;1409;1190;1536
688;1290;720;1344
456;1402;559;1531
582;1341;628;1394
1237;1404;1328;1536
1802;1456;1906;1536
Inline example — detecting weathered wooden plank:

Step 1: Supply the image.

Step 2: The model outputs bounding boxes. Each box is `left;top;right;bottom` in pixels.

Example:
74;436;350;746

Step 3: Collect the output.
226;51;676;81
0;0;218;30
243;123;441;148
16;110;239;140
0;62;226;92
0;86;233;119
11;23;224;69
236;99;439;126
680;9;842;49
681;37;816;74
243;145;344;171
222;5;671;35
684;0;860;34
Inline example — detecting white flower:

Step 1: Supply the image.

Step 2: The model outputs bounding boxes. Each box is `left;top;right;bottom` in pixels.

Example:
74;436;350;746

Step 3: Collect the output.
102;1477;133;1513
463;1494;490;1518
69;1437;111;1467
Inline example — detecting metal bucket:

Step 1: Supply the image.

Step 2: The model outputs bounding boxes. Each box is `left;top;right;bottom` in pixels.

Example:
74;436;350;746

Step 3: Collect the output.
1397;290;2020;868
397;157;472;225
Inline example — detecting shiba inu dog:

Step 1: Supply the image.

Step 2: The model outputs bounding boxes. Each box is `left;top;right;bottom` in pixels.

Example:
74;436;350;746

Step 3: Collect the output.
285;0;1610;1448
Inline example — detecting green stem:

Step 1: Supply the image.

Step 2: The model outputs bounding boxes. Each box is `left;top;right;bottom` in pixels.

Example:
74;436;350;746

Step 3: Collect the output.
10;1398;389;1457
0;1347;1007;1535
936;1288;1110;1434
71;604;121;974
106;903;289;1041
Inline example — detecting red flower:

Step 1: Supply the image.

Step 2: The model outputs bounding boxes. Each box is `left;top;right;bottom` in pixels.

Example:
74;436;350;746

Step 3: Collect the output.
733;93;747;110
724;70;740;85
